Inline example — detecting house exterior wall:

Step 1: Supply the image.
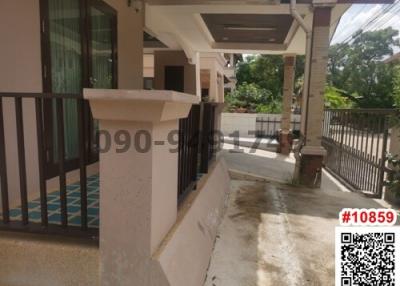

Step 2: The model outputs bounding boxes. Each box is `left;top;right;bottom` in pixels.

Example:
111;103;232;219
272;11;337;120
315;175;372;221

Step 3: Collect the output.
154;51;197;95
0;0;143;91
0;0;42;207
200;54;226;103
0;0;143;206
104;0;144;89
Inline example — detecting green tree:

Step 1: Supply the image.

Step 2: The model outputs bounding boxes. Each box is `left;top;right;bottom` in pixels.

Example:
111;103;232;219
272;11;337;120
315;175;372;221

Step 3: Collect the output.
236;55;305;101
324;86;353;109
328;28;400;108
225;83;276;113
394;65;400;108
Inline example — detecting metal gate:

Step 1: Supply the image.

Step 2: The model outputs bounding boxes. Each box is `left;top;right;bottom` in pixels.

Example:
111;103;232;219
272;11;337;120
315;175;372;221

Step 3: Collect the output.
322;109;394;197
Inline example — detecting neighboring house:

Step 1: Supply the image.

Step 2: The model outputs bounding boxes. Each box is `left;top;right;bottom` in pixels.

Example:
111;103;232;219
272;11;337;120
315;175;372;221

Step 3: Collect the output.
0;0;387;286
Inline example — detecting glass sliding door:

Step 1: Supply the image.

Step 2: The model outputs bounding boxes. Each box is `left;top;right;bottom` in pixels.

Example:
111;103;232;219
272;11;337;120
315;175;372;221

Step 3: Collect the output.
87;3;117;160
42;0;117;178
48;0;81;164
89;5;116;89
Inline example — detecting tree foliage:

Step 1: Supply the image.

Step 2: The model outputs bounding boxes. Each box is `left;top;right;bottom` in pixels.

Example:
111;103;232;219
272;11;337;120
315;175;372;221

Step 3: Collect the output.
226;55;304;113
236;55;305;100
324;86;353;109
225;83;282;113
394;65;400;108
226;28;400;113
328;27;400;108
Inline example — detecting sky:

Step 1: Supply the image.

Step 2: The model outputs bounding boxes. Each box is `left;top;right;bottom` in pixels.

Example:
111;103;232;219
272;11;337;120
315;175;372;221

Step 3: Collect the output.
331;3;400;51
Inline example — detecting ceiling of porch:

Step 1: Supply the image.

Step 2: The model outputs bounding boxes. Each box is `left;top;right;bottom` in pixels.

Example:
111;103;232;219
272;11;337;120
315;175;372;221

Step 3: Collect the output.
144;2;350;56
201;14;294;44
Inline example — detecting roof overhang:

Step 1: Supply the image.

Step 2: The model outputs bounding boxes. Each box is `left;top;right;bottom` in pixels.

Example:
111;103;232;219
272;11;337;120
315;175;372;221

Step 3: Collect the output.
145;1;351;56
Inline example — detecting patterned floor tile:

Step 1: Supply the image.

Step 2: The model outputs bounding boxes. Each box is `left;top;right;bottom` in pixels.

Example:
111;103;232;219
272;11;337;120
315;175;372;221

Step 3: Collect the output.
2;174;99;229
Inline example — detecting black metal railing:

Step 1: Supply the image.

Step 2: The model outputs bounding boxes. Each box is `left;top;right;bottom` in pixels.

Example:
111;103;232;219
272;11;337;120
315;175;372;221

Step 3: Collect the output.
0;93;220;234
0;92;98;238
177;102;218;202
256;117;301;138
178;105;200;202
200;103;217;173
322;109;395;197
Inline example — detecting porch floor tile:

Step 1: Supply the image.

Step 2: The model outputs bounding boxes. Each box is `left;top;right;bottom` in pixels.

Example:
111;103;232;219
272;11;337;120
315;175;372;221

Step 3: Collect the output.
1;174;99;229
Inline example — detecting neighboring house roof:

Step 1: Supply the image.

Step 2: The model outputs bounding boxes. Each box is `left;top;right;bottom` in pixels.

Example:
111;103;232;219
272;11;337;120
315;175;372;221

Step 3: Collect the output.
384;52;400;64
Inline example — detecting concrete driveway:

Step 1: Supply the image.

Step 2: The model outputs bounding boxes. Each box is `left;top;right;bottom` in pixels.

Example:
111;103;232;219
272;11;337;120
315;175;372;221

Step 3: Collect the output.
204;144;394;286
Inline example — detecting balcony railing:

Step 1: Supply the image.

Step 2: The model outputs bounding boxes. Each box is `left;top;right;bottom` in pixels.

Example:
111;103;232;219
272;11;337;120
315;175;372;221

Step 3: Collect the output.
0;92;98;239
178;102;218;202
0;92;219;237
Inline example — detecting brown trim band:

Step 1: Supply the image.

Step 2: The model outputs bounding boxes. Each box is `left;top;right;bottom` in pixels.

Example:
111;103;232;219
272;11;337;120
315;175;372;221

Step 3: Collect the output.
337;0;394;3
284;56;296;67
313;7;332;27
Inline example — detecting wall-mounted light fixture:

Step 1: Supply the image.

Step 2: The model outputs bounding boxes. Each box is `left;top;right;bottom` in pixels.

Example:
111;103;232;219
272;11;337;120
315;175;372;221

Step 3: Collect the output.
224;26;277;32
127;0;142;12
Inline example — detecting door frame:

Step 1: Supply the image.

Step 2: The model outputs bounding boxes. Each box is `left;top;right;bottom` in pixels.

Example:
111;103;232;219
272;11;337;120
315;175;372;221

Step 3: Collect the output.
39;0;118;179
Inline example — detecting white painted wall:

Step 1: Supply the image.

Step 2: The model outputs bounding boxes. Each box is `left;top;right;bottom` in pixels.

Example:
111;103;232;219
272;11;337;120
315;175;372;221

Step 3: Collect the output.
221;113;301;138
221;113;258;138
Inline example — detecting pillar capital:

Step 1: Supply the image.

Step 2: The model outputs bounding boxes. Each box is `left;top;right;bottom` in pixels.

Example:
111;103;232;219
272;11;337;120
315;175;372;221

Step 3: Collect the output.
84;89;199;122
300;145;327;156
312;1;337;8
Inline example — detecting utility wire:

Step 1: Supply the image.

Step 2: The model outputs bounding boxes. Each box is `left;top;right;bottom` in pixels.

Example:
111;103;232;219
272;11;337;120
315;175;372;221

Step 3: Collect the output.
339;1;400;45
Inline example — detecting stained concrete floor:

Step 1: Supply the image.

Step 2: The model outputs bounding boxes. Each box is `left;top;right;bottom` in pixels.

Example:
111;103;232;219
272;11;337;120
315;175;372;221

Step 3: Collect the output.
204;144;394;286
0;232;98;286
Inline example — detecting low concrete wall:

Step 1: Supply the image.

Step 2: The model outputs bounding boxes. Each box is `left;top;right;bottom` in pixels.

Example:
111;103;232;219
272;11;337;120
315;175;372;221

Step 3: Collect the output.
221;113;301;138
221;113;258;138
151;158;231;286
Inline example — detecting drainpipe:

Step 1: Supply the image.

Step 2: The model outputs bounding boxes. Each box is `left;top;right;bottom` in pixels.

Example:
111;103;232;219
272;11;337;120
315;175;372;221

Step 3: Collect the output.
290;0;312;142
290;0;312;177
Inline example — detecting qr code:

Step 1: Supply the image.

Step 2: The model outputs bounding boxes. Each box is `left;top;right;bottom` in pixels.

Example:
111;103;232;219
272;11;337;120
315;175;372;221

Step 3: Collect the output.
336;227;400;286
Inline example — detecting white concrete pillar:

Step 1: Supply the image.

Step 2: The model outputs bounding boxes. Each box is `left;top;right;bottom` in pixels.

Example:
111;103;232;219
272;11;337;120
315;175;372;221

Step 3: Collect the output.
154;51;196;95
84;89;199;286
298;7;332;187
209;69;218;102
195;52;201;99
